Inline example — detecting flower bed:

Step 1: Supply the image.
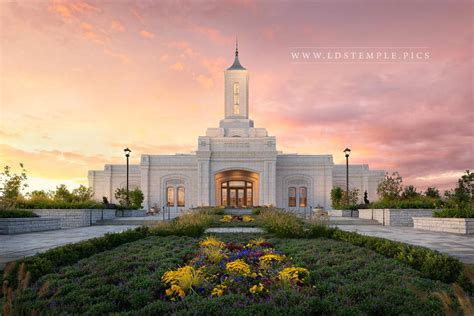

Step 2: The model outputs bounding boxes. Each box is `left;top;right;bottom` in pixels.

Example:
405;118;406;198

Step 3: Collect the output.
220;215;254;223
161;236;309;300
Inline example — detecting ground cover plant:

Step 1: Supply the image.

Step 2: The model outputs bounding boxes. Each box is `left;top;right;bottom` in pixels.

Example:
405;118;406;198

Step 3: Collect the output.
2;234;461;315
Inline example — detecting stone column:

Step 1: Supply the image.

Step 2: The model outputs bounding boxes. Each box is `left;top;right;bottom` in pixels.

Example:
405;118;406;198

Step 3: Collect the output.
140;156;150;210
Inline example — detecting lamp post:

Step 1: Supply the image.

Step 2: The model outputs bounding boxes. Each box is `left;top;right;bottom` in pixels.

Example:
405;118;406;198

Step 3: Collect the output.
343;148;351;206
124;147;131;208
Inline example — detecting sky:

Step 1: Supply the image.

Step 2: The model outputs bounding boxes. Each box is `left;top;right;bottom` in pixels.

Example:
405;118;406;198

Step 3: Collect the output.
0;0;472;194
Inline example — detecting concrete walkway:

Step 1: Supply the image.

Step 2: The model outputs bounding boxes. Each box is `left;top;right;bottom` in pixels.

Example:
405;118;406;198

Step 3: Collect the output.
0;225;137;268
333;224;474;264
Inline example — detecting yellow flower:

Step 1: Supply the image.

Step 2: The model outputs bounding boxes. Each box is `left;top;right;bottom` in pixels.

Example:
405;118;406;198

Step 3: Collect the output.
246;238;267;247
249;283;265;294
200;236;225;248
211;284;227;297
259;253;284;263
161;265;204;290
226;259;251;276
203;246;227;263
279;267;309;284
242;215;254;222
220;215;233;223
165;284;186;300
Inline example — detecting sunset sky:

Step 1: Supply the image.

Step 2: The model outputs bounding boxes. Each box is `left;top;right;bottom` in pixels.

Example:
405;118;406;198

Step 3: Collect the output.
0;0;472;193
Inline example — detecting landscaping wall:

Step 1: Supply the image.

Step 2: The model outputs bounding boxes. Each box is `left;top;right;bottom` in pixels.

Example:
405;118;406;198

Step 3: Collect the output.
0;217;61;234
329;210;359;217
116;209;147;217
359;209;434;226
413;217;474;235
32;209;116;228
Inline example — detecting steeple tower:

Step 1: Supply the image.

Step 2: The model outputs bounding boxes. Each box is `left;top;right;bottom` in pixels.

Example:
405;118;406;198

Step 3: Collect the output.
223;40;249;120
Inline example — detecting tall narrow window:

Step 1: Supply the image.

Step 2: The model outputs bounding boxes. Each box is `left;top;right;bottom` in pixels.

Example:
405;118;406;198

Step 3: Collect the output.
299;187;307;207
166;186;174;207
233;82;240;115
288;187;296;207
177;187;185;207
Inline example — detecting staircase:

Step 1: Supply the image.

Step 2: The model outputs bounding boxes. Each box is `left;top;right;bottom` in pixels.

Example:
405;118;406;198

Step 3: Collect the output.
223;208;253;216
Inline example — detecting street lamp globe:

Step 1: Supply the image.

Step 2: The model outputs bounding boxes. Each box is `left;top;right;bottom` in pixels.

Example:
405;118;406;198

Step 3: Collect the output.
343;148;351;158
124;147;131;157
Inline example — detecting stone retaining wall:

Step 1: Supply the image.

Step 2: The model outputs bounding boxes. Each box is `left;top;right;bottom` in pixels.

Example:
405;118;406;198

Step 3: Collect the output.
116;209;147;217
33;209;116;228
0;217;61;234
413;217;474;235
359;209;435;226
329;210;359;217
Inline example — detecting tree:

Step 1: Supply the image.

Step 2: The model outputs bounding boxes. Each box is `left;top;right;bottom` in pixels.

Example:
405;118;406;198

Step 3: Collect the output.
445;170;473;211
330;187;343;209
0;164;28;209
71;185;93;202
377;172;403;200
425;187;440;199
28;190;51;201
401;185;420;199
53;184;73;202
114;187;144;208
342;188;360;206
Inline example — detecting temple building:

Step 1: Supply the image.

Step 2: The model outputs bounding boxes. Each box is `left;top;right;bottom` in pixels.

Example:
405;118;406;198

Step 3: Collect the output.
88;45;384;212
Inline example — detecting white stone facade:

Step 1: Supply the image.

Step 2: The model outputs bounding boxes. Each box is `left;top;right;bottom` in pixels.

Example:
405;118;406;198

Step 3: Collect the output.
88;49;384;211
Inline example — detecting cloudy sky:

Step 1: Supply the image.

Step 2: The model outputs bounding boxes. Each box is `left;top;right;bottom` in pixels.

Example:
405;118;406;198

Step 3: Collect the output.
0;0;472;193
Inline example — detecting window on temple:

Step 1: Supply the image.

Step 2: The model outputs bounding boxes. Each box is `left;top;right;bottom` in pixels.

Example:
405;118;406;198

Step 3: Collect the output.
166;186;174;207
233;82;240;115
177;187;185;207
288;187;296;207
299;187;307;207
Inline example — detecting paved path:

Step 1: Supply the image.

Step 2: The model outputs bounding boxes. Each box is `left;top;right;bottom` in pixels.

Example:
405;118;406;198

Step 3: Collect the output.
205;227;264;234
333;224;474;264
0;225;137;268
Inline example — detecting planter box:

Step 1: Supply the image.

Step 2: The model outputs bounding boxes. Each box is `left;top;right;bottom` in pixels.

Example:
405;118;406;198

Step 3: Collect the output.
413;217;474;235
359;209;435;226
33;209;116;228
0;217;61;234
329;210;359;217
116;209;147;217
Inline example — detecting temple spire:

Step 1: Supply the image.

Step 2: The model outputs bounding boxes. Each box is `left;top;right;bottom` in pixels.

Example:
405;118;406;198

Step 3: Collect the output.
227;38;246;70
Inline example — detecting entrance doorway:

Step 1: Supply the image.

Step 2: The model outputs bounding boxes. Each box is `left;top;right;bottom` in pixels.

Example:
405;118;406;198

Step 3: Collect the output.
221;181;253;208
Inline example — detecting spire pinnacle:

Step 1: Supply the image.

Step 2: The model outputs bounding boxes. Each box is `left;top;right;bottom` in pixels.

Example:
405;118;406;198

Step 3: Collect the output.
235;37;238;57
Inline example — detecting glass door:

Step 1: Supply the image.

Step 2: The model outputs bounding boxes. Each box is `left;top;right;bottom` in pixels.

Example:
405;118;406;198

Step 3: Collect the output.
237;189;245;207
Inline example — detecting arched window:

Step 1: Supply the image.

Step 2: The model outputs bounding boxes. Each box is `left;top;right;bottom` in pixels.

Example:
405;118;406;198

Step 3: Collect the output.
288;187;296;207
166;186;174;207
177;187;185;207
299;187;307;207
233;82;240;114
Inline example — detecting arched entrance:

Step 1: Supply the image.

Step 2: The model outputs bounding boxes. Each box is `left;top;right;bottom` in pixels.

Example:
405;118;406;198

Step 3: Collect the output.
214;170;259;207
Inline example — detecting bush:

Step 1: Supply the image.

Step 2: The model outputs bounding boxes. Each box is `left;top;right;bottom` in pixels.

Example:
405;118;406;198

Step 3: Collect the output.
151;212;213;237
194;206;225;215
369;196;443;209
0;209;38;218
433;208;474;218
15;200;104;209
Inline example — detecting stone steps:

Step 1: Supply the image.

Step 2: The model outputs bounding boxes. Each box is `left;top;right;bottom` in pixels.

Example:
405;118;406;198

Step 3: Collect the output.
223;208;253;215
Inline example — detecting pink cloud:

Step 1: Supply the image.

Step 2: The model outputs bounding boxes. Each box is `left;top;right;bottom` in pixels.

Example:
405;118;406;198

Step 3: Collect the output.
111;19;125;32
192;25;232;45
139;30;154;39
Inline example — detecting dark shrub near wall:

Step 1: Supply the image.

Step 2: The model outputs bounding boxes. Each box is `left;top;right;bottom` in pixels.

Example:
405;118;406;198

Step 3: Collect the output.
15;200;104;209
0;210;38;218
433;208;474;218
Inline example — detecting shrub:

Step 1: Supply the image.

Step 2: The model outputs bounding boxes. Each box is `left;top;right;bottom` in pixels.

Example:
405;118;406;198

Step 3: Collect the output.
0;209;38;218
369;196;442;209
259;209;305;238
114;187;144;209
151;212;213;237
433;208;474;218
194;206;225;215
15;200;104;209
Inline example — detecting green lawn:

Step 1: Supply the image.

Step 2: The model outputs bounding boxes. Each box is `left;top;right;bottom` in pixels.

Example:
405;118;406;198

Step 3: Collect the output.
9;234;453;315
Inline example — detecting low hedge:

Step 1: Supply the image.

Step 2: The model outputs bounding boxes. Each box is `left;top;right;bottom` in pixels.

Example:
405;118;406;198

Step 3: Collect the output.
15;200;105;209
0;210;38;218
433;208;474;218
369;197;442;209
